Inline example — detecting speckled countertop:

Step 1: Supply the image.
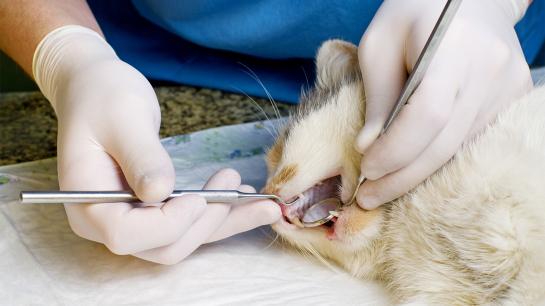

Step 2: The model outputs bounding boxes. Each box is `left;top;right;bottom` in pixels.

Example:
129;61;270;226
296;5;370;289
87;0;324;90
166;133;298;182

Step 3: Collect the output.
0;86;293;166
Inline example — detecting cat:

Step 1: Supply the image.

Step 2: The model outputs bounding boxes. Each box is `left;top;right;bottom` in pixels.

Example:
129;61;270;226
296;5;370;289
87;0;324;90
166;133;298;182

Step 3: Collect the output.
263;39;545;305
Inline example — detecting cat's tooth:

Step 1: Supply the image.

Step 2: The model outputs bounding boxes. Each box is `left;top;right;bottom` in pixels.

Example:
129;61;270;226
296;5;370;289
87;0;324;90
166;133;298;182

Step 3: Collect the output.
288;216;305;228
329;210;340;217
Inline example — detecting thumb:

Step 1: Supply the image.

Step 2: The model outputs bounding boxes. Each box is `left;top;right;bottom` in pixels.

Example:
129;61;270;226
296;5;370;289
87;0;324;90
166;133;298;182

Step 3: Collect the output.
108;126;175;203
355;10;408;154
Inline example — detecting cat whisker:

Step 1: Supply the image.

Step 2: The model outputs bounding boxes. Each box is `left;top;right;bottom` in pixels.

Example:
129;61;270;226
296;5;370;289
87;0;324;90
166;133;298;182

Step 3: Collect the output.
304;243;339;272
258;227;281;250
231;86;278;138
300;65;311;91
238;62;283;121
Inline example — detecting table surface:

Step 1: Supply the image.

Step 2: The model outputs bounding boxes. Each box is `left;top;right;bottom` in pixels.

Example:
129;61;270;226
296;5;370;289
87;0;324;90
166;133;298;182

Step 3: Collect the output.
0;86;293;166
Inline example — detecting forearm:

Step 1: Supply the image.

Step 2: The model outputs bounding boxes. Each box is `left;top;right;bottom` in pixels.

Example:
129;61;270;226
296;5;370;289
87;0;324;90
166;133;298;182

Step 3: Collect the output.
0;0;101;76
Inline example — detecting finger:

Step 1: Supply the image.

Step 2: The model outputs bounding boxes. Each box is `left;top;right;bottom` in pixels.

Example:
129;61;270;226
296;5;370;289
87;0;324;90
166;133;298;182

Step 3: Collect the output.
203;168;242;191
59;145;134;243
357;88;480;209
101;195;207;254
355;7;409;154
105;118;175;203
360;76;458;180
238;184;256;193
59;145;207;254
206;184;282;243
468;56;533;137
133;168;242;265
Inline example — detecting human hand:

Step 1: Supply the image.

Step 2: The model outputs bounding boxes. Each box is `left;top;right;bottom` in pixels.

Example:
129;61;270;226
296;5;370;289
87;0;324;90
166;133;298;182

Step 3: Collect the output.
355;0;533;209
33;26;281;264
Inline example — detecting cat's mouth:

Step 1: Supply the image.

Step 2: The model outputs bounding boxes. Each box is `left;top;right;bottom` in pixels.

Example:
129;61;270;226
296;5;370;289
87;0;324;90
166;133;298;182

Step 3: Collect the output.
281;175;342;228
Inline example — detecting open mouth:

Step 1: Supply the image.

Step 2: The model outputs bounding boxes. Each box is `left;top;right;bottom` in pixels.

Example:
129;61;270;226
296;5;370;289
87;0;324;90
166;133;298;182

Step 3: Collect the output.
282;175;342;228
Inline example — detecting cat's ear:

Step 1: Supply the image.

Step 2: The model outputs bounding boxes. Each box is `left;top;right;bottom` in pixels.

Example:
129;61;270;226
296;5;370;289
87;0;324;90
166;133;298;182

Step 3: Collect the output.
315;39;359;88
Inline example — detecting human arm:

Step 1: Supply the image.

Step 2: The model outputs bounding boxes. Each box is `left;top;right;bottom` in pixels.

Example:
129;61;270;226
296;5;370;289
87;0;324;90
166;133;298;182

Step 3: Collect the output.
0;0;101;75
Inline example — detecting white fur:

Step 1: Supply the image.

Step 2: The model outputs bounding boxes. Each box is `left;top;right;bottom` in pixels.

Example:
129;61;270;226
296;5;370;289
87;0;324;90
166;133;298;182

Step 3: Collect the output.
274;83;365;201
267;40;545;305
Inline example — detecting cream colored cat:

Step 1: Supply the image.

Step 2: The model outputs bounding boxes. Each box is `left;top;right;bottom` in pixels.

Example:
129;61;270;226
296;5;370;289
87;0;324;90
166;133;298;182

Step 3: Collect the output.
264;40;545;305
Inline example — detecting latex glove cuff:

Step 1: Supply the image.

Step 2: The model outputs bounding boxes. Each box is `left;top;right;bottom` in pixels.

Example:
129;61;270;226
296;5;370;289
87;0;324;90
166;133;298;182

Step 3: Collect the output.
32;25;118;110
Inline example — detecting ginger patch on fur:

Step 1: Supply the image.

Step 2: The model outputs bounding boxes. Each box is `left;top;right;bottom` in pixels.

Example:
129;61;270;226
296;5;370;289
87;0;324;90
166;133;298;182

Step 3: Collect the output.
344;207;382;236
265;164;297;194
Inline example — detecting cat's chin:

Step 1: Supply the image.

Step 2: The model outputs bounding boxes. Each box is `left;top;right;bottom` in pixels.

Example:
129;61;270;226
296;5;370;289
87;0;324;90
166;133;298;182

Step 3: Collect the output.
271;216;335;245
272;197;385;261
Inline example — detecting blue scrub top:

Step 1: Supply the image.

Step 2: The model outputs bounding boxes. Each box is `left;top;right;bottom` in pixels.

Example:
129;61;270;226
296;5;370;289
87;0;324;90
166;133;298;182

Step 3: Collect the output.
88;0;545;103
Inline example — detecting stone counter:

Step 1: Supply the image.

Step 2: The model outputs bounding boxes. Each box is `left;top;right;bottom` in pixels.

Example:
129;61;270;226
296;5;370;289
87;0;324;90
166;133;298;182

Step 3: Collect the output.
0;86;293;165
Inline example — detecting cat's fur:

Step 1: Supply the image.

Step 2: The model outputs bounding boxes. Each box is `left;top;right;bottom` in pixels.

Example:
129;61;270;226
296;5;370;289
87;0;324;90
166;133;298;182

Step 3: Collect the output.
264;40;545;305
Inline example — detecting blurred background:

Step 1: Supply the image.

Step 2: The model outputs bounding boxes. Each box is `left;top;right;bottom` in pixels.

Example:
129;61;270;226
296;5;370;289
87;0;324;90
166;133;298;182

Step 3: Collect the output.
0;51;37;92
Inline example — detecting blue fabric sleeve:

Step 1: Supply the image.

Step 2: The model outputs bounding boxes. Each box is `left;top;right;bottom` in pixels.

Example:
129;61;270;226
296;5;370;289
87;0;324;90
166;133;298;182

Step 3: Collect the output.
88;0;383;103
88;0;545;104
515;0;545;66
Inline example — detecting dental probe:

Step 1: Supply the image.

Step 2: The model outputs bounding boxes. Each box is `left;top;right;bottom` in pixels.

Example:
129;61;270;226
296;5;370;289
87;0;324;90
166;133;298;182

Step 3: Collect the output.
19;190;292;206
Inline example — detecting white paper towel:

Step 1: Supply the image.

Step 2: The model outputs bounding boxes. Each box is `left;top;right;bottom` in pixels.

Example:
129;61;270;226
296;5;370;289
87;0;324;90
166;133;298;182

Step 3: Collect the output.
0;120;388;306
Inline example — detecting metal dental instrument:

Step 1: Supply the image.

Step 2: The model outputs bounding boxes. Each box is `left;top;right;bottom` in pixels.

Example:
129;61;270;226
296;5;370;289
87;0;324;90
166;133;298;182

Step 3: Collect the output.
300;0;462;228
19;190;292;206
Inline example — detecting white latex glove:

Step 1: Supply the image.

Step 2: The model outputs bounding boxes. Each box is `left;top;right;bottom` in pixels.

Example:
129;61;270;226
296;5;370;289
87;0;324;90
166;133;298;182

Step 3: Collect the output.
356;0;533;209
33;25;281;264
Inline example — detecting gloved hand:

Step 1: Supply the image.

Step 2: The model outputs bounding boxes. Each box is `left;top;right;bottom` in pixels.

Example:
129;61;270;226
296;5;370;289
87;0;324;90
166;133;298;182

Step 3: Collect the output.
355;0;533;209
33;25;281;264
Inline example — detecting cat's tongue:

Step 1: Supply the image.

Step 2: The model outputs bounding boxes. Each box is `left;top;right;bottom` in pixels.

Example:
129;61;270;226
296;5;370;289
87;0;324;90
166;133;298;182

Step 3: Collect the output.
283;176;341;226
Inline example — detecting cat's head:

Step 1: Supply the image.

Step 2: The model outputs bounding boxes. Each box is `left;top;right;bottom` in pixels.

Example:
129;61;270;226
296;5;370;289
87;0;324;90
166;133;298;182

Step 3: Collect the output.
264;40;385;265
